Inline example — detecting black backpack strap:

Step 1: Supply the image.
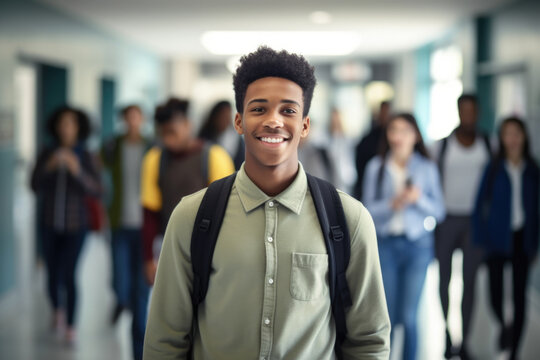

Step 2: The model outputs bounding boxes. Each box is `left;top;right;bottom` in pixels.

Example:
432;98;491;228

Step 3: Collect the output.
306;174;352;359
482;133;492;157
437;136;449;177
201;142;212;185
190;173;237;310
157;146;168;193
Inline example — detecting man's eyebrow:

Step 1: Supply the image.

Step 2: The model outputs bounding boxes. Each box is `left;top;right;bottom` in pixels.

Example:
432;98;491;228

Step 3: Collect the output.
281;99;301;107
246;99;268;106
246;99;301;107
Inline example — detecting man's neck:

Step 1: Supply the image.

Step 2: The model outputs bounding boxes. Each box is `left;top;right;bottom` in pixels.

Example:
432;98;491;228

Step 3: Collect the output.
244;160;299;197
455;126;477;147
125;131;142;143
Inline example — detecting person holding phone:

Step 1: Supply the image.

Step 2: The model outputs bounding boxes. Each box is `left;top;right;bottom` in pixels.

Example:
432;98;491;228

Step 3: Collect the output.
363;113;445;360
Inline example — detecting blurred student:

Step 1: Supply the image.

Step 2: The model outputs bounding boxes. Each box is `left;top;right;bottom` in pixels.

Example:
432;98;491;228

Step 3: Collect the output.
354;101;391;200
298;133;333;182
431;94;492;359
198;100;245;170
31;106;101;343
141;98;234;286
327;108;357;194
473;116;539;360
101;104;152;360
363;113;445;360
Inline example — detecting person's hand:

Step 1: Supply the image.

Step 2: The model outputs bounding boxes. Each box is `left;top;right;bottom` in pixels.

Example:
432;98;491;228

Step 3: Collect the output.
145;260;158;286
403;185;421;204
62;150;81;176
391;196;406;211
45;150;64;171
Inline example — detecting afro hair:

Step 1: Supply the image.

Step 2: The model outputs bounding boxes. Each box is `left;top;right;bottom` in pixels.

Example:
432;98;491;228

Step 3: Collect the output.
46;106;92;143
233;46;316;117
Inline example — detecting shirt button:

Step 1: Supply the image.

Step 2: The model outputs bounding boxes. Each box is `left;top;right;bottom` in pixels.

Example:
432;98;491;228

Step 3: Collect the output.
268;278;274;284
268;201;274;207
267;236;273;243
264;318;271;325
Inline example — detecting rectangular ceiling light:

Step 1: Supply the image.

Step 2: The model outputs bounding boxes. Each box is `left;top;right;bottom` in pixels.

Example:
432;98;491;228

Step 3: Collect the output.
201;31;359;56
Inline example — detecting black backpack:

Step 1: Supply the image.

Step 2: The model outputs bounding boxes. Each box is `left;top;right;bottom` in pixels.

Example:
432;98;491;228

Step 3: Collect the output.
190;172;353;359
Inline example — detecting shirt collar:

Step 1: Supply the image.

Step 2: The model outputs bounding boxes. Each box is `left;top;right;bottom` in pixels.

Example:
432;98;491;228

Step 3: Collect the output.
235;162;307;215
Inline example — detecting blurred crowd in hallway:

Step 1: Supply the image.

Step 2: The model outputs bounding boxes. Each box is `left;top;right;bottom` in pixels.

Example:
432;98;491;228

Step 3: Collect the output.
1;0;540;359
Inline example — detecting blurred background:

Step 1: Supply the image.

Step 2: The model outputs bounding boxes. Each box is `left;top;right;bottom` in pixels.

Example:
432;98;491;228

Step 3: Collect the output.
1;0;539;359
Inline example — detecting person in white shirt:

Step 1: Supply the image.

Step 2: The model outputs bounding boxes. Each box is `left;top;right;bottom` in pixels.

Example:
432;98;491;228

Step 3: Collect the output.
431;94;492;360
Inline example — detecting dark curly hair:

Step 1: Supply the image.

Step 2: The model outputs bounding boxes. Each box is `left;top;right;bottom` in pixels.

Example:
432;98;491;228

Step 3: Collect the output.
46;105;91;143
154;98;190;125
233;46;316;117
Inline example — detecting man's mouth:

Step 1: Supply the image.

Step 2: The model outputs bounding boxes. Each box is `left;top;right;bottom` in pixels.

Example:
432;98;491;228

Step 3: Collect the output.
258;136;288;144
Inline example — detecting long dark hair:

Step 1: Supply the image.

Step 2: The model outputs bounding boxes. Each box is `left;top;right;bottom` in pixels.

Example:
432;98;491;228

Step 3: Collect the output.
375;113;429;198
198;100;232;141
485;116;538;198
496;116;533;162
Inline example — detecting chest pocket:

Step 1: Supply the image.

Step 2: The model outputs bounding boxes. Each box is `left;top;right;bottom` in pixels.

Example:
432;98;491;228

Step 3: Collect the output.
290;252;329;301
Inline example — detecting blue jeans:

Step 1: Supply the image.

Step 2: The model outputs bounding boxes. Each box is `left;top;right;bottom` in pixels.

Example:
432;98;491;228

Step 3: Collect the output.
111;228;149;360
378;234;433;360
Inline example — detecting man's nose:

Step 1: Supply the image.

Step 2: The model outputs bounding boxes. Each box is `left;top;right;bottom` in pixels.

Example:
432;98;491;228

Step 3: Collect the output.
263;111;284;128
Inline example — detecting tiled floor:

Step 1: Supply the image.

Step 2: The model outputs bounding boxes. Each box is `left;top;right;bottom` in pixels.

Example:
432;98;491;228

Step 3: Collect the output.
1;232;540;360
0;234;132;360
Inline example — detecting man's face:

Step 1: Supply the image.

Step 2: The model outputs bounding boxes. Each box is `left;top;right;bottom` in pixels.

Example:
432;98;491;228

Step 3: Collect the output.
158;117;192;153
124;108;143;134
379;103;391;126
234;77;310;170
458;100;478;131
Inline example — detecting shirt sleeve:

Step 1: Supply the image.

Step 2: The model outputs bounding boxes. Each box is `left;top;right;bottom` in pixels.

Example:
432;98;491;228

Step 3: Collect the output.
362;157;393;226
30;148;55;193
414;162;446;222
141;147;162;212
340;194;391;359
207;144;235;184
143;191;204;360
142;208;161;263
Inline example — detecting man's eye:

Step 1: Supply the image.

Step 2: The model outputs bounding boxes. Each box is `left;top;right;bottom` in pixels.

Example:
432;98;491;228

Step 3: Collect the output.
283;108;297;114
251;107;264;113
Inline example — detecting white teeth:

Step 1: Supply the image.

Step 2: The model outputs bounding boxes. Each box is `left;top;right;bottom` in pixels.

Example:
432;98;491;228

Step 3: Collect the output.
260;137;284;144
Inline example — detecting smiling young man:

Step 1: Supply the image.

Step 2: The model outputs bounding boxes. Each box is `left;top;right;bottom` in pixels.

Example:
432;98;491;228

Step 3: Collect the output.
143;46;390;360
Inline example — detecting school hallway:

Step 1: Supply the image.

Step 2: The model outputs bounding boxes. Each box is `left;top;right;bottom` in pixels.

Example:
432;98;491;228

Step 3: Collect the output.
2;223;540;360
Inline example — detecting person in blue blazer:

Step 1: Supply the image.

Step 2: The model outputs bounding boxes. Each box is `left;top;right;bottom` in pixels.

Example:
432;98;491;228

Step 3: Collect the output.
473;116;539;360
363;113;446;360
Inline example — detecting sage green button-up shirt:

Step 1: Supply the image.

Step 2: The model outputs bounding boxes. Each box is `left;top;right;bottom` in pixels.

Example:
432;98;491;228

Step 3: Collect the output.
144;164;390;360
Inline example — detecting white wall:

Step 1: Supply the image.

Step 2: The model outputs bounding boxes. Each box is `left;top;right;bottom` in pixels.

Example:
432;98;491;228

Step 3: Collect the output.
0;0;166;134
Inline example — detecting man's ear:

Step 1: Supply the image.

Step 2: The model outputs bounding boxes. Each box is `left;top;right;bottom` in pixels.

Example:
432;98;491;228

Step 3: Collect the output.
234;113;244;135
300;116;310;139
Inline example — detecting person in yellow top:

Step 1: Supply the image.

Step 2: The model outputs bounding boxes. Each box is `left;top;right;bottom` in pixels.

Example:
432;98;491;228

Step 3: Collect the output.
141;98;234;285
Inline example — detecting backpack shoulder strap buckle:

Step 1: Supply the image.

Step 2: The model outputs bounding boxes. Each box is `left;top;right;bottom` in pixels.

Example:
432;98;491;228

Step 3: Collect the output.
330;225;344;242
199;219;211;232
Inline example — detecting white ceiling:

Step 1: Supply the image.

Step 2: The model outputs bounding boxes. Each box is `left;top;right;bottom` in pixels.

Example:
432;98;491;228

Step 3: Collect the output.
38;0;514;61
